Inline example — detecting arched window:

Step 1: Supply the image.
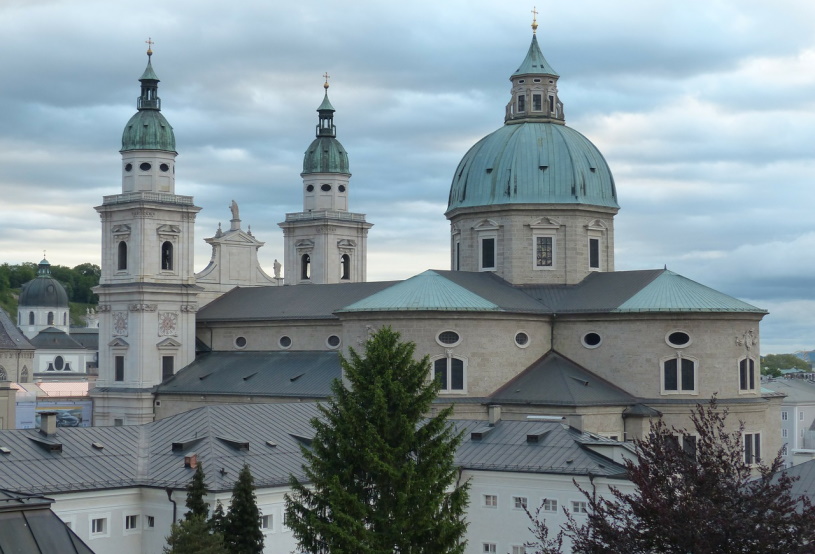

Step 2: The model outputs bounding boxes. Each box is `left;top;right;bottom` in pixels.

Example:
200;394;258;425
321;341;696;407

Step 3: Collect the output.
28;312;34;325
341;254;350;280
20;367;28;383
117;241;128;270
161;241;174;271
739;358;756;391
48;312;54;325
433;357;465;392
662;356;697;394
301;254;311;280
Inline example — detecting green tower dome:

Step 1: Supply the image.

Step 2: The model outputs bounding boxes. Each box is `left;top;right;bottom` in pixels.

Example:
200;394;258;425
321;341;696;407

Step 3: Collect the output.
302;87;350;175
121;52;176;152
18;258;69;308
446;32;618;213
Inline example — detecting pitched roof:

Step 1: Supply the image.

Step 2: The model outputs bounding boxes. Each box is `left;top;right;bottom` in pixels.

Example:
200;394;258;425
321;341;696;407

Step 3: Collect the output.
777;459;815;505
29;328;87;350
0;490;94;554
66;329;99;350
0;309;33;350
490;351;637;406
156;351;339;398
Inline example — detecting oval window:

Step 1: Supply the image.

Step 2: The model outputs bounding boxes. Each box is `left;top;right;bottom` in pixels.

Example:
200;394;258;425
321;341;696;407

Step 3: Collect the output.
124;163;133;172
582;332;602;349
321;184;332;192
54;356;64;371
518;79;525;84
159;163;170;172
279;336;292;348
338;185;346;192
437;331;460;346
235;336;247;348
306;185;314;192
327;335;341;348
667;331;691;348
139;162;152;171
515;332;529;348
533;78;541;83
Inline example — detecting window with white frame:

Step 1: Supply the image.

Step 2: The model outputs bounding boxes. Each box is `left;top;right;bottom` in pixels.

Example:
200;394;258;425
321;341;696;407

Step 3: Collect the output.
534;235;555;269
261;514;273;531
513;496;528;510
588;237;600;270
744;432;761;464
782;444;788;456
662;355;697;394
782;411;788;421
512;546;527;554
91;517;108;536
541;498;558;512
783;428;788;438
483;543;497;553
571;501;589;514
479;235;496;271
434;357;465;392
146;515;155;529
125;514;139;531
484;494;498;507
739;358;755;391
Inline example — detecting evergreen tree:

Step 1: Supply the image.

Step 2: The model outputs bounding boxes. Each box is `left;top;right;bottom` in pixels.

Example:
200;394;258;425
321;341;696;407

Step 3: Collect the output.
163;515;226;554
224;464;264;554
209;500;226;535
184;462;209;520
285;326;469;553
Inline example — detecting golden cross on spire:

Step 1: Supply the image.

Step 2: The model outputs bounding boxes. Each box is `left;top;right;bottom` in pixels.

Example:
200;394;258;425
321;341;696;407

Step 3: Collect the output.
531;6;539;34
145;37;154;56
323;72;330;89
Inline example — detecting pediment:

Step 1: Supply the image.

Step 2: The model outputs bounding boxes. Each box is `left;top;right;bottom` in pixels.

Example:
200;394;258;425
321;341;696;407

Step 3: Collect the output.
108;337;130;348
156;337;182;349
474;218;500;231
529;216;562;229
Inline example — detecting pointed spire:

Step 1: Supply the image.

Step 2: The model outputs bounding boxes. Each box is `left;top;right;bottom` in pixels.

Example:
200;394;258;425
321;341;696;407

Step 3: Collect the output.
316;74;336;138
137;39;161;110
513;34;558;77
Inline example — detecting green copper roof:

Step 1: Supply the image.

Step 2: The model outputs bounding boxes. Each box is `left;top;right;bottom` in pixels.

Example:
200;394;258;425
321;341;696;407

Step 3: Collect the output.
447;122;618;212
614;270;766;313
121;110;176;152
513;34;558;77
317;92;335;111
302;136;349;174
338;270;502;312
140;58;159;81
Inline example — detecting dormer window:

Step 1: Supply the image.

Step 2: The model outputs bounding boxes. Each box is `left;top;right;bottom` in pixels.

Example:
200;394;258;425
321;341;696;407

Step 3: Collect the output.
517;95;526;112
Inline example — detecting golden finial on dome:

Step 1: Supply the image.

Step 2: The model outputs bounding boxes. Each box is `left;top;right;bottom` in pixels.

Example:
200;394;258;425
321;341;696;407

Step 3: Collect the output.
531;6;539;34
323;72;330;89
145;37;154;57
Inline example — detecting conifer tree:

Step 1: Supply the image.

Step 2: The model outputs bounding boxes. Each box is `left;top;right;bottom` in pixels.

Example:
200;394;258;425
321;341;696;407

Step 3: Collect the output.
285;326;469;553
163;515;226;554
209;500;226;536
224;464;264;554
184;462;209;520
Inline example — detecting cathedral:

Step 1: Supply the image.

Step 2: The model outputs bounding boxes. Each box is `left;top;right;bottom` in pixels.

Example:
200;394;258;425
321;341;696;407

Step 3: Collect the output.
88;23;779;459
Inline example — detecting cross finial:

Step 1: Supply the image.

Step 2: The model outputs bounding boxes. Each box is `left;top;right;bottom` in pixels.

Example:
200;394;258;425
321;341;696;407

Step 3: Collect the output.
531;6;539;34
323;72;330;90
43;250;46;259
145;37;154;57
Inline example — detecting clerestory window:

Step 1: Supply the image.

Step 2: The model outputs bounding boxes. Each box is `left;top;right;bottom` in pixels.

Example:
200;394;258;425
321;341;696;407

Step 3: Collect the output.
434;357;465;392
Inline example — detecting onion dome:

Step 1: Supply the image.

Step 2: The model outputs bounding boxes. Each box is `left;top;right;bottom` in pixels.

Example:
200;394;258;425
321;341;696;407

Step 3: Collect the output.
302;80;350;175
447;30;618;213
121;47;176;152
18;258;69;308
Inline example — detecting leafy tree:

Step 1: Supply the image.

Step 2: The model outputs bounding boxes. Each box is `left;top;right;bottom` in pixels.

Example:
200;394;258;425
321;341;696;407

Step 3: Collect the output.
560;398;815;554
224;464;264;554
762;353;811;376
163;515;226;554
185;462;209;520
285;326;470;553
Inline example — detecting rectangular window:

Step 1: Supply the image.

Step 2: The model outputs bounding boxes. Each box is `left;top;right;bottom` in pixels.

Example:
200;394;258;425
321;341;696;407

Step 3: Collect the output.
512;546;527;554
549;95;554;112
146;515;155;528
455;241;460;271
162;356;174;380
782;445;788;456
532;94;542;111
589;238;600;269
571;501;589;514
261;514;272;530
483;544;497;553
114;418;124;427
513;496;528;510
535;236;553;268
91;518;107;535
782;411;788;421
542;498;557;512
480;237;496;270
125;515;139;530
800;411;805;421
744;433;761;464
517;95;526;112
739;358;755;390
783;428;788;438
114;355;124;382
683;435;697;459
484;494;498;507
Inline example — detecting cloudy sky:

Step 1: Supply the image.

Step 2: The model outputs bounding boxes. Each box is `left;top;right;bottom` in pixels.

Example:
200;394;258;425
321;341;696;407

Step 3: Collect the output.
1;0;814;353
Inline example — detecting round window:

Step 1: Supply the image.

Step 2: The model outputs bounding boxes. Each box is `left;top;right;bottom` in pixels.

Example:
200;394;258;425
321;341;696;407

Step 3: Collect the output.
327;335;341;348
139;162;152;171
515;332;529;347
437;331;460;346
124;163;133;172
582;332;602;349
306;185;314;192
234;336;247;348
338;185;346;192
159;163;170;172
321;184;332;191
666;331;691;348
279;336;292;348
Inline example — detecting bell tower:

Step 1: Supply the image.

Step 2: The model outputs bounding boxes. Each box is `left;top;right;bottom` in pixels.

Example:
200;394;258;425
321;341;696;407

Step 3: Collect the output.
92;42;200;426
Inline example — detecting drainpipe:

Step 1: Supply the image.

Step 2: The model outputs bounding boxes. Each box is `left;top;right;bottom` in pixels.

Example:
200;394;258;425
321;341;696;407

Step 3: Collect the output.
166;487;177;523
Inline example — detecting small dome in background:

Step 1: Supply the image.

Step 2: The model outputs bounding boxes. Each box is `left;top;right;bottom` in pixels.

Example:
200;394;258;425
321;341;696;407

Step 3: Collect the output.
19;258;69;308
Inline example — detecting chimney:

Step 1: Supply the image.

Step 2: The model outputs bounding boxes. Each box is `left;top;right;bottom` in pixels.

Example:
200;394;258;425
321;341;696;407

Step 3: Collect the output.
39;411;58;436
184;453;198;469
565;414;584;433
488;405;502;426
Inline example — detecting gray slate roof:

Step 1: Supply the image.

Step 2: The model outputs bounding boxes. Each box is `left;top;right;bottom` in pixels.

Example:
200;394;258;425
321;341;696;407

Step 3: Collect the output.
0;402;625;496
157;351;340;398
0;309;33;350
762;378;815;404
67;329;99;350
29;327;88;350
778;459;815;505
0;490;94;554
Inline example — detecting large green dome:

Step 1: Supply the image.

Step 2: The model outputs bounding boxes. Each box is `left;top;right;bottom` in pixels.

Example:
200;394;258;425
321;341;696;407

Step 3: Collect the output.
447;121;618;213
19;259;69;308
302;136;349;174
121;109;176;152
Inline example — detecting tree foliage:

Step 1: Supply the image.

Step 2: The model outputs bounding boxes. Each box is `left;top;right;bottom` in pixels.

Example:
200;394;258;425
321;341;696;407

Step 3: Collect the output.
285;326;469;553
761;353;811;376
185;462;209;521
555;399;815;554
163;515;226;554
224;464;264;554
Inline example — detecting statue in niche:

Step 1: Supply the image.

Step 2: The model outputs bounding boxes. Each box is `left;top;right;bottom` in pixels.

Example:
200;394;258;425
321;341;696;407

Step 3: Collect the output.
229;200;240;220
273;259;282;279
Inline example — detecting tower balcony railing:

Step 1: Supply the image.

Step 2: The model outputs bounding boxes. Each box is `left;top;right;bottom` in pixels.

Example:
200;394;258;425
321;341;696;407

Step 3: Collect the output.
285;210;367;222
103;191;195;206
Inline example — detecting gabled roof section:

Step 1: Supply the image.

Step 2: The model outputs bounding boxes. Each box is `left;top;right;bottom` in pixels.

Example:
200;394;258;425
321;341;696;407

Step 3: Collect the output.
339;270;502;313
513;34;558;77
615;270;766;313
0;310;33;350
490;351;637;406
29;328;86;350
